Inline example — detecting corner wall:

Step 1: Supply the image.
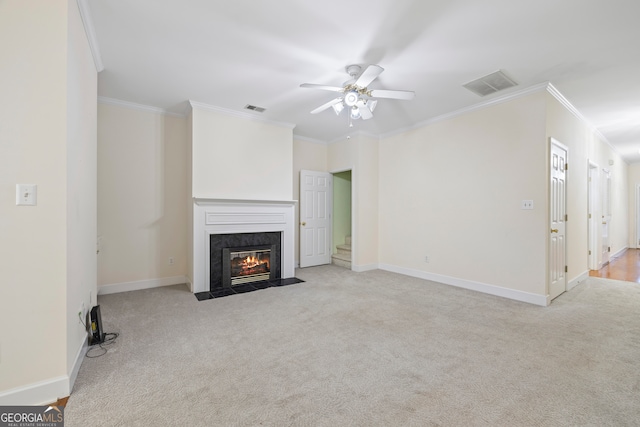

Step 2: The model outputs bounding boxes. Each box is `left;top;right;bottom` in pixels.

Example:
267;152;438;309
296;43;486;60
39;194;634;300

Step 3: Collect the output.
545;90;628;279
328;133;379;270
0;0;97;404
66;0;98;385
97;104;188;292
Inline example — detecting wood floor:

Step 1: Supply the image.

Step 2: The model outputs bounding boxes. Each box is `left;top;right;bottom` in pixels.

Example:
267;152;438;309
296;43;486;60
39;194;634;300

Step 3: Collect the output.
589;248;640;283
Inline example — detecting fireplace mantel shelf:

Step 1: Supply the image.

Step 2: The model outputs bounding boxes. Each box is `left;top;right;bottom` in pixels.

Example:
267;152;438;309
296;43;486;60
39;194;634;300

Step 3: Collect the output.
194;198;298;206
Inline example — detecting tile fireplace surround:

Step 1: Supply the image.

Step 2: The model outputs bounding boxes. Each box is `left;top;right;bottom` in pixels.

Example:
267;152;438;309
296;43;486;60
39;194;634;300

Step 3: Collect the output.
191;198;297;294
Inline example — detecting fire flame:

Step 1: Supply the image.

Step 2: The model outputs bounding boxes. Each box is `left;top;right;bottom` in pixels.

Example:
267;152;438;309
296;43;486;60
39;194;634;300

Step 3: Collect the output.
243;256;261;269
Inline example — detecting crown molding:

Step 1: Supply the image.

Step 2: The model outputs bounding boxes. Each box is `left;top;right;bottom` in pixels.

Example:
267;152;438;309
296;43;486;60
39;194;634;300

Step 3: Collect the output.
76;0;104;72
380;82;550;139
188;100;296;130
98;97;186;117
293;135;327;145
545;83;622;160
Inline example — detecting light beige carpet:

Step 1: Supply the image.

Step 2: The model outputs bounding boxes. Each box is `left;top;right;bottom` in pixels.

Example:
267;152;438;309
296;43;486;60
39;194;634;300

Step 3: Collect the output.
66;265;640;426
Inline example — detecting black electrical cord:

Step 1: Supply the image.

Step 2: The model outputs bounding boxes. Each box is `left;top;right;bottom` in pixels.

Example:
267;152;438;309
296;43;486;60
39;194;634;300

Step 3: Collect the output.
85;333;119;358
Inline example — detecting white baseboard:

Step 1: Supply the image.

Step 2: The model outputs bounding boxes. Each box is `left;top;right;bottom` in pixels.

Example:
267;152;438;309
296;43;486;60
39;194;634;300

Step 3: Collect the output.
378;264;548;306
0;376;69;406
98;275;189;295
611;246;629;259
352;263;378;272
0;334;89;405
568;270;589;291
69;334;88;393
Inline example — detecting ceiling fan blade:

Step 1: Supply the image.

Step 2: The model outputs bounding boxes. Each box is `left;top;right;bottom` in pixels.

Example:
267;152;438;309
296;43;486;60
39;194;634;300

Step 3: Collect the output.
356;100;373;120
310;98;343;114
369;89;415;100
300;83;344;92
355;65;384;87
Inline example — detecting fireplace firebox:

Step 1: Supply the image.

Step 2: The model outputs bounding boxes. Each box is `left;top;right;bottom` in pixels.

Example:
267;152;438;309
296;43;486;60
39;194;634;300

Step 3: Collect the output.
210;232;281;291
222;245;277;286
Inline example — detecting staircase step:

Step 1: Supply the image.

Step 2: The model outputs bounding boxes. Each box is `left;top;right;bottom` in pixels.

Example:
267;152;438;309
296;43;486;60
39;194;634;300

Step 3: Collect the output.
336;244;351;255
345;236;352;245
331;252;351;269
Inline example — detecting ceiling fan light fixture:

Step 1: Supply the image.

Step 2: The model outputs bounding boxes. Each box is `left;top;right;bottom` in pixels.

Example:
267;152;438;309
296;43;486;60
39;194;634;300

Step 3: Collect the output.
332;102;344;116
350;106;361;120
344;91;359;107
367;99;377;112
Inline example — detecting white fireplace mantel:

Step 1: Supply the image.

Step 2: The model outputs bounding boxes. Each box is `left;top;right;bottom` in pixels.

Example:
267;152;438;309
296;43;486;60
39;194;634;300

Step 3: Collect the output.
191;198;297;293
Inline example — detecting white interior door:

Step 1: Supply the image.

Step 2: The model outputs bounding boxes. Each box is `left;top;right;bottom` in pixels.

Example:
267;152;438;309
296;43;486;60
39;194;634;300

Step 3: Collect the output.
299;170;332;268
601;169;611;265
549;140;567;300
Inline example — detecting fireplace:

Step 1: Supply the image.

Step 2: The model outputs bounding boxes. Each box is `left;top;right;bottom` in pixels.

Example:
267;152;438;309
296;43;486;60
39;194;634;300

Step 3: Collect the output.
191;198;297;294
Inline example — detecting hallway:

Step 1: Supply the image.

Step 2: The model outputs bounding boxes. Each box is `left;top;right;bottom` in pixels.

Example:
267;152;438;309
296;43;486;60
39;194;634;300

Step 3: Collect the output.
589;249;640;283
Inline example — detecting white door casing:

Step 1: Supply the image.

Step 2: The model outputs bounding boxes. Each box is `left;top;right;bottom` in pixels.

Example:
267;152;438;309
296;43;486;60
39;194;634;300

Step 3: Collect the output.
588;162;599;270
299;170;332;267
636;184;640;249
549;139;567;300
601;169;611;266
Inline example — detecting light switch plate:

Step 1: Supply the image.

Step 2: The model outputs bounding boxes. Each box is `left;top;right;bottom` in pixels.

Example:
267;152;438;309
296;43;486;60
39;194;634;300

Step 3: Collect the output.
16;184;37;206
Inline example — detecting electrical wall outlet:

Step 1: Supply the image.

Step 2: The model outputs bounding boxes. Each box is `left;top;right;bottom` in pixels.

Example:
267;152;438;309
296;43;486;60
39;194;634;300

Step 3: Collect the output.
521;200;534;210
169;257;175;265
425;255;429;263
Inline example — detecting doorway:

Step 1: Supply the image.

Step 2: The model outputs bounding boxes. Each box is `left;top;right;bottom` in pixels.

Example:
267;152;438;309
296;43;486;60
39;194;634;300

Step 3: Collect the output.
332;170;352;269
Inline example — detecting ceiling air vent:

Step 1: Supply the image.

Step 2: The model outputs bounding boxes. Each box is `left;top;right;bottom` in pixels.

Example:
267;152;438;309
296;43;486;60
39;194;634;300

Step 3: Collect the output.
244;104;266;113
463;70;517;97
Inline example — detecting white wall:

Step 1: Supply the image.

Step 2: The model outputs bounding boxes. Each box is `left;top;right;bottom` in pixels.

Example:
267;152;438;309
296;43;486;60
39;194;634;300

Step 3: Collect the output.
190;105;294;201
97;104;188;289
379;91;548;298
0;0;96;404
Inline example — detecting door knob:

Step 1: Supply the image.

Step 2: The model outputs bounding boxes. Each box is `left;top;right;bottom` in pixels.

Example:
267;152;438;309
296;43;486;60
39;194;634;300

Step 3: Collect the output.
301;222;306;226
550;229;558;233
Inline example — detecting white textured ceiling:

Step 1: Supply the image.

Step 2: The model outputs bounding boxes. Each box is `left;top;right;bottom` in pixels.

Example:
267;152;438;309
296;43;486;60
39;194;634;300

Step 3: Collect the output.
87;0;640;162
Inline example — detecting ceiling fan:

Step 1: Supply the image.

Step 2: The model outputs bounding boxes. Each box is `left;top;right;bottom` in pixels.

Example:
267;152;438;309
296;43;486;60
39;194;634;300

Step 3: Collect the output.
300;64;415;126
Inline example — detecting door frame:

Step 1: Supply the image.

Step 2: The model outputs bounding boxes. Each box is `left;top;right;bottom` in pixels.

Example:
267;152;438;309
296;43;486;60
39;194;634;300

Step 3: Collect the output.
636;183;640;249
299;170;333;268
549;138;568;300
330;168;353;268
601;168;611;266
588;161;599;270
